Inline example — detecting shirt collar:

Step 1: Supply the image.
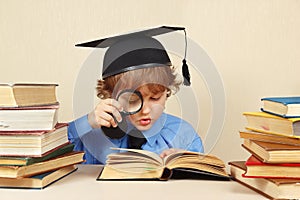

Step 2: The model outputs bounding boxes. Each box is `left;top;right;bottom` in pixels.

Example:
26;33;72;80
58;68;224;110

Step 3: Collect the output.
142;113;167;146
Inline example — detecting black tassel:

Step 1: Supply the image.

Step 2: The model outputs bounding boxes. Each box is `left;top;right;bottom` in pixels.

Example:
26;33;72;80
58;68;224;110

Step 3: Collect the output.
182;59;191;86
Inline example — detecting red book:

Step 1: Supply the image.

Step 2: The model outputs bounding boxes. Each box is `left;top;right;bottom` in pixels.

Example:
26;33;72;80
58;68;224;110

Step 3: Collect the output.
0;123;69;157
243;155;300;178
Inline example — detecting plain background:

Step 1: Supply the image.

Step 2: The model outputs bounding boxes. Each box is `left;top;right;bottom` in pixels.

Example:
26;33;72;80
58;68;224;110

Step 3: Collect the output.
1;0;299;167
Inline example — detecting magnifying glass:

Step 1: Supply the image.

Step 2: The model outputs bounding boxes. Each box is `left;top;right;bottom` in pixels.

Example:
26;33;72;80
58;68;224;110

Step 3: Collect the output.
101;89;143;139
117;89;143;115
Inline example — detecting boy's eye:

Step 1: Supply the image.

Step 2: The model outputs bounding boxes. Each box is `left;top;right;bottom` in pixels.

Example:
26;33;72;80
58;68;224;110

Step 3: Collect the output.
151;96;161;101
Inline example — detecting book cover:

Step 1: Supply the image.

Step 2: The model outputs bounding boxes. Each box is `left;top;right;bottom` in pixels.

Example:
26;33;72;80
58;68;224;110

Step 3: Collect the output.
0;165;77;189
97;148;230;181
0;143;74;166
0;83;58;107
244;155;300;178
243;111;300;137
229;161;300;200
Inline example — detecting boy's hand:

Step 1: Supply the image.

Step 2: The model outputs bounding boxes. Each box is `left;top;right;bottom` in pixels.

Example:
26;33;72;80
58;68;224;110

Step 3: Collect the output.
160;148;184;158
88;98;123;129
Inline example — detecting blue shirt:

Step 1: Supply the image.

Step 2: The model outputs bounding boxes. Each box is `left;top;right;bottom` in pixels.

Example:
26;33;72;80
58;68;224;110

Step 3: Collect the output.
68;112;204;164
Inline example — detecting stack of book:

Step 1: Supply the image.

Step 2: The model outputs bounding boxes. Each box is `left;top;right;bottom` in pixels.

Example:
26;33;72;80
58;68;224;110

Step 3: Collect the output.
0;83;84;189
229;96;300;200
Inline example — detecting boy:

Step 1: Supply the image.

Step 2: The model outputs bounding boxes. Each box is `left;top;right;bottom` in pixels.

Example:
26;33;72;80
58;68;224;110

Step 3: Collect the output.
68;26;204;164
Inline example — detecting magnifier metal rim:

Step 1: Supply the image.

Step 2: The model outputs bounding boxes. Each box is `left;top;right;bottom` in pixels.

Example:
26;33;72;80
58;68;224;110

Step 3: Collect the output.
116;89;143;115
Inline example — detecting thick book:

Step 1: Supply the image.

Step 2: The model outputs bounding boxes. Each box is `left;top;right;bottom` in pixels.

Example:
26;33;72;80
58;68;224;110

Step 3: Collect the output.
261;96;300;118
0;151;84;178
0;165;77;189
229;161;300;200
0;143;74;166
97;148;230;181
242;139;300;163
0;123;69;157
243;111;300;137
239;130;300;146
0;104;59;131
244;155;300;178
0;83;58;107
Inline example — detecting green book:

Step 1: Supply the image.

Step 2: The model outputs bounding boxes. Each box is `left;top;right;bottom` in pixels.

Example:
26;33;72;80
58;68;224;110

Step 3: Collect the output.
0;143;74;166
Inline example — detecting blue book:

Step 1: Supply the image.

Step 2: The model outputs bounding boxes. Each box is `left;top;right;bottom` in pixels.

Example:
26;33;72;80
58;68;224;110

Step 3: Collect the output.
261;96;300;118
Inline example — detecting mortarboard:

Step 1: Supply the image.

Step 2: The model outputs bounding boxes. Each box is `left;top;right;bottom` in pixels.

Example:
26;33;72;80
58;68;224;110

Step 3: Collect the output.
75;26;191;85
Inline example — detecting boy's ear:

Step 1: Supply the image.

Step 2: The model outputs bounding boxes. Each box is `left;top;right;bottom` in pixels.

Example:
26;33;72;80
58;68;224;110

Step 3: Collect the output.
166;89;171;97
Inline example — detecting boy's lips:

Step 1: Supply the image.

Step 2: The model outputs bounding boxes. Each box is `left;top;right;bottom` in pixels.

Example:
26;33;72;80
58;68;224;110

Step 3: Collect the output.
139;118;151;126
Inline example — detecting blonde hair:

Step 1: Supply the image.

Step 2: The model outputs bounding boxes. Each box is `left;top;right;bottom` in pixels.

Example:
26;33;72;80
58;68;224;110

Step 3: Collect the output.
96;66;181;99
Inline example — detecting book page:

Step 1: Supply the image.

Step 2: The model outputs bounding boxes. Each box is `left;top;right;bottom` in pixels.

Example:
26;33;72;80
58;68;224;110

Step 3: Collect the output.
110;148;163;165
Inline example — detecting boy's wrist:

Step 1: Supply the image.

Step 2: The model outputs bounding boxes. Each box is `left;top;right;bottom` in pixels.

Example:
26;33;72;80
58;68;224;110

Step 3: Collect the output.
88;111;100;129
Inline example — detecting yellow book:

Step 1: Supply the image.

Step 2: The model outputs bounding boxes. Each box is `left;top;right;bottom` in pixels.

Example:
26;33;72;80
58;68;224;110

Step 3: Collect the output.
243;112;300;137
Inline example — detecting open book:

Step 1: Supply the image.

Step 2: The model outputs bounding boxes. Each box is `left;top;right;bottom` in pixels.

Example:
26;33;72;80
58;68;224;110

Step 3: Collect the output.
97;148;230;181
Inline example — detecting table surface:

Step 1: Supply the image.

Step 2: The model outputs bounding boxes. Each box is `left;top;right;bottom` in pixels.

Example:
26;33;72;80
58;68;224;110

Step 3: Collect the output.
1;164;268;200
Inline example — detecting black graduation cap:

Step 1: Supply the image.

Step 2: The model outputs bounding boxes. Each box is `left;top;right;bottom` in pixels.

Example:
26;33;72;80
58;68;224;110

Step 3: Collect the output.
75;26;191;85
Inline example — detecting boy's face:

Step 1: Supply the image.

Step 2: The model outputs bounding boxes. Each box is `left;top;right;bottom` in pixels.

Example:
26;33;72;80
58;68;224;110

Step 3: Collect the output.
128;85;167;131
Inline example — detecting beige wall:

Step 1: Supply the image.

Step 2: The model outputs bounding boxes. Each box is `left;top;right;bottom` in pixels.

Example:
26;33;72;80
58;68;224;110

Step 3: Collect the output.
1;0;300;165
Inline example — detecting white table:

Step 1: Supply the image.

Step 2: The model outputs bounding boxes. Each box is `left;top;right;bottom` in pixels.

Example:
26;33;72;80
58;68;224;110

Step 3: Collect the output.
1;164;268;200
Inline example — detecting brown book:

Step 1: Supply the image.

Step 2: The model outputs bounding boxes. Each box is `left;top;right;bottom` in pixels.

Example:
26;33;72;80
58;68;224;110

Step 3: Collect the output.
0;123;69;157
0;83;58;107
243;111;300;137
97;148;230;181
0;165;77;189
242;139;300;163
239;130;300;146
229;161;300;200
0;151;84;178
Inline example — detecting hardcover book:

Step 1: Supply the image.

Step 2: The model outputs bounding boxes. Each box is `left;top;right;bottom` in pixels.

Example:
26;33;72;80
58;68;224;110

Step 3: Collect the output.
242;139;300;163
0;104;59;131
97;148;230;181
243;111;300;137
244;155;300;178
0;123;69;157
0;143;74;166
0;165;77;189
0;83;58;107
229;161;300;200
261;96;300;118
239;130;300;146
0;151;84;178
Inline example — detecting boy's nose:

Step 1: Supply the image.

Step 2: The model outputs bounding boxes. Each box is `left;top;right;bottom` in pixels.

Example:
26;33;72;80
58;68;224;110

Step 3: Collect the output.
141;101;151;114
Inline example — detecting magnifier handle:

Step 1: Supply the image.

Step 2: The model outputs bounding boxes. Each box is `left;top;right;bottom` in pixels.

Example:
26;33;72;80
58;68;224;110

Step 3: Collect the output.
101;113;127;139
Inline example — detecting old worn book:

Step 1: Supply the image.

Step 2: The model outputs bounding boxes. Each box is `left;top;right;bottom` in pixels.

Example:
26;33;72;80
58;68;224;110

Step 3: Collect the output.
242;139;300;163
0;143;74;166
243;111;300;137
244;155;300;178
239;130;300;146
261;96;300;118
0;165;77;189
229;161;300;200
0;104;59;131
0;83;58;107
0;123;69;157
0;151;84;178
97;148;230;181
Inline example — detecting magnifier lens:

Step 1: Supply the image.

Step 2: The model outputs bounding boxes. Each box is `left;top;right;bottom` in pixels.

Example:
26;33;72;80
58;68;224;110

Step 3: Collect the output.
117;90;143;115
